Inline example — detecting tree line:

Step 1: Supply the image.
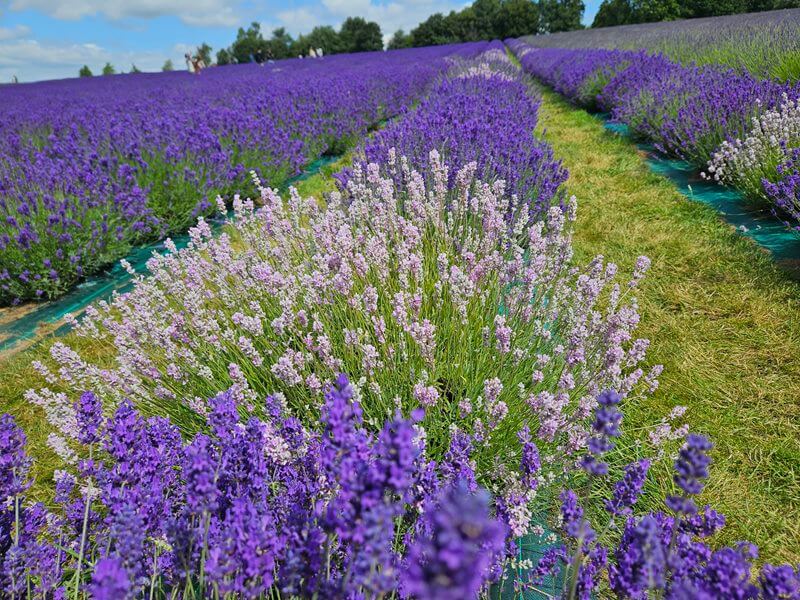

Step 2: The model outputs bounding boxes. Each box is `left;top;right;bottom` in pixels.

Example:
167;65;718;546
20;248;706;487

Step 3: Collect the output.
215;18;383;65
591;0;800;27
389;0;584;49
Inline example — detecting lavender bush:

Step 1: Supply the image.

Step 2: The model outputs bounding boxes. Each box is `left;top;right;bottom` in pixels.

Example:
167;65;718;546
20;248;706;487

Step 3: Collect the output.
3;378;798;598
0;375;510;598
704;95;800;229
518;8;800;82
27;149;660;503
344;42;568;221
508;39;800;230
0;44;482;304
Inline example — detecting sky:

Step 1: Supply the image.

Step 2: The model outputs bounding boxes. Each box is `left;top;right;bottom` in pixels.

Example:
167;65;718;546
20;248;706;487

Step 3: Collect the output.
0;0;603;82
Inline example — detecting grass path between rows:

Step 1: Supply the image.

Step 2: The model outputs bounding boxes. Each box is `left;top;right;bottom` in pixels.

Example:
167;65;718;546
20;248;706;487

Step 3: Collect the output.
536;86;800;563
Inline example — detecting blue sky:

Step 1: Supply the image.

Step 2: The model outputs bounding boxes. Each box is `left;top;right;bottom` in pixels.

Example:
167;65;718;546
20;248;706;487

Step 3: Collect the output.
0;0;602;82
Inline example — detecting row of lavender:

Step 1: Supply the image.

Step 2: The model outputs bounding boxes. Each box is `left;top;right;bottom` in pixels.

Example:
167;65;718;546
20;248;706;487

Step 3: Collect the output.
507;39;800;233
0;44;482;305
341;44;567;223
3;45;798;598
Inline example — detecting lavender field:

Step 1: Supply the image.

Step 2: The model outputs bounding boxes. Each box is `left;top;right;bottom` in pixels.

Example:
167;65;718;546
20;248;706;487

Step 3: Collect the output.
0;45;474;304
1;26;800;600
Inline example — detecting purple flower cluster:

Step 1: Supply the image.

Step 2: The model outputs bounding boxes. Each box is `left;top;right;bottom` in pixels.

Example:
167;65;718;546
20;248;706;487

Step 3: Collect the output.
0;44;483;304
343;42;568;222
1;375;511;598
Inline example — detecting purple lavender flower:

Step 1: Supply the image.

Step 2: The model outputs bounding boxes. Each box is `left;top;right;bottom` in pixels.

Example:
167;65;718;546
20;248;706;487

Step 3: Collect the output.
401;483;506;600
519;426;541;490
581;389;622;476
529;545;567;585
560;489;594;543
0;414;30;500
204;496;278;598
610;514;667;598
759;564;800;600
666;434;713;516
87;557;131;600
75;390;103;444
681;505;726;539
692;544;760;599
605;459;650;517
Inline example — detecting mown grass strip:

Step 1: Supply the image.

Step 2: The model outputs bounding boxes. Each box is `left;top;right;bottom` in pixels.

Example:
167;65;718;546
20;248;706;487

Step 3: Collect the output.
536;85;800;563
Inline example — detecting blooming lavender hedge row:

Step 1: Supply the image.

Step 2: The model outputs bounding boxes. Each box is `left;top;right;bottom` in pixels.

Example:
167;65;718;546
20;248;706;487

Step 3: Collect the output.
507;39;800;231
0;44;482;304
4;378;798;598
706;95;800;232
343;42;568;221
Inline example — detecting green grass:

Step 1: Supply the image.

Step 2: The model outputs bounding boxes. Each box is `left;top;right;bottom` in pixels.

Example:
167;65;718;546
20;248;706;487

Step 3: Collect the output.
536;85;800;563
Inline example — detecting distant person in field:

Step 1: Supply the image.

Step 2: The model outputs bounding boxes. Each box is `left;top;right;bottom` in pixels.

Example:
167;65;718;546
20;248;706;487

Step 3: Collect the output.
317;47;323;58
185;52;193;72
267;48;275;64
309;47;317;59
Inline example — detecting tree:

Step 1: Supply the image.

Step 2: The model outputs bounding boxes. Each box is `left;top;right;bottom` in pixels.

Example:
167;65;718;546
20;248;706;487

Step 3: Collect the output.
197;43;213;65
130;64;142;73
592;0;633;26
162;59;174;72
266;27;294;59
102;62;115;75
216;48;233;65
630;0;682;22
301;25;343;55
339;17;383;52
471;0;503;38
410;13;458;46
539;0;585;32
496;0;541;37
79;65;93;77
230;22;266;64
387;29;413;50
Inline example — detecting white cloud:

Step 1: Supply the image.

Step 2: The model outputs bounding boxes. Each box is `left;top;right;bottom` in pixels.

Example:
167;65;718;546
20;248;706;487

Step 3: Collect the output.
0;24;30;40
7;0;239;26
0;36;188;82
276;7;317;33
272;0;466;40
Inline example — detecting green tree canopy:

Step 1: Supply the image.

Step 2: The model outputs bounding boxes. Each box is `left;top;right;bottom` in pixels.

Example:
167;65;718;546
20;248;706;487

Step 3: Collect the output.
629;0;682;22
197;43;213;64
230;22;266;63
266;27;295;59
539;0;585;32
130;64;142;74
162;59;174;71
497;0;541;37
79;65;93;77
387;29;413;50
101;62;115;76
216;48;233;65
292;25;343;55
592;0;633;26
339;17;383;52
